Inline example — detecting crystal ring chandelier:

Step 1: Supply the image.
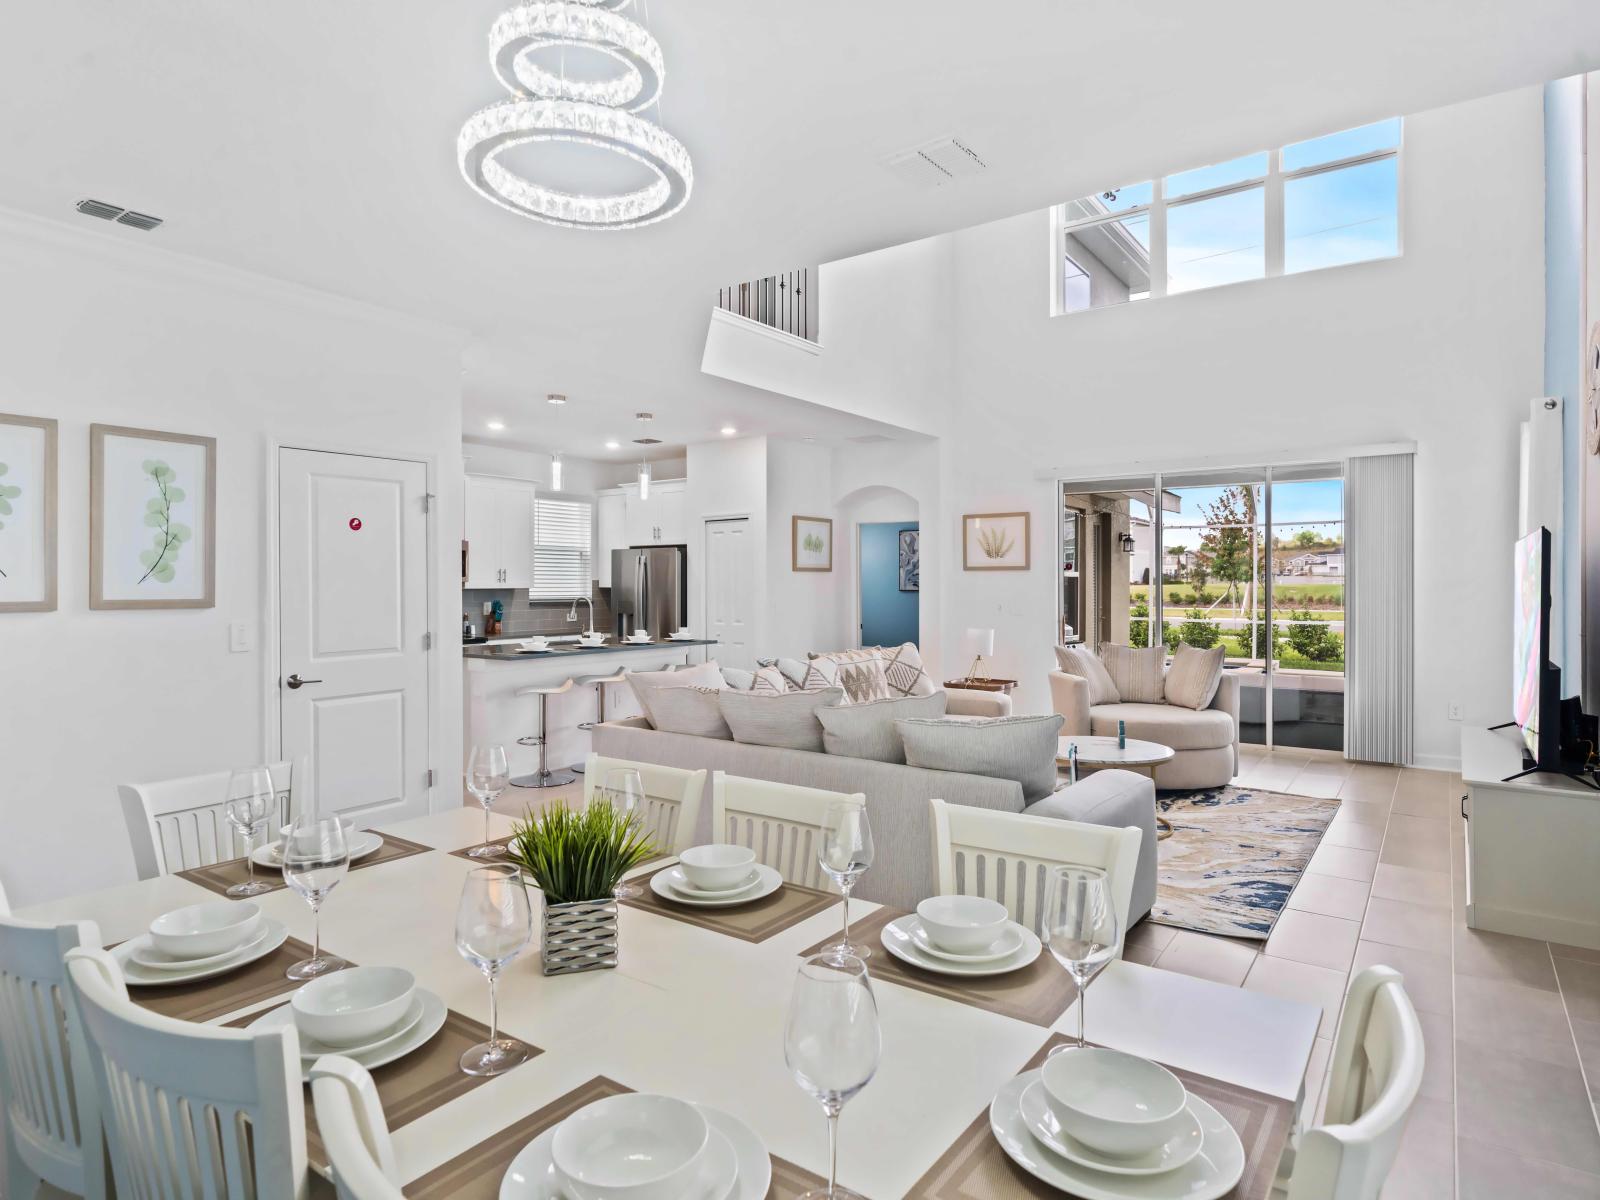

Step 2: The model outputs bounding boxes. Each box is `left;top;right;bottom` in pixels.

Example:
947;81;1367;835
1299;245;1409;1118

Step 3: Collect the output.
459;0;693;230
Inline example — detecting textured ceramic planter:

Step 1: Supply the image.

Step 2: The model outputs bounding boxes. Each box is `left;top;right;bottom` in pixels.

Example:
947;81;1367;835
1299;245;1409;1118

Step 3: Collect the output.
541;897;619;975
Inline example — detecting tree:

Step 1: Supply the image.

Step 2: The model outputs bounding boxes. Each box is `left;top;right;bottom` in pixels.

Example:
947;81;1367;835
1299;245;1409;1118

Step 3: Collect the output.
1198;486;1262;615
1294;529;1319;548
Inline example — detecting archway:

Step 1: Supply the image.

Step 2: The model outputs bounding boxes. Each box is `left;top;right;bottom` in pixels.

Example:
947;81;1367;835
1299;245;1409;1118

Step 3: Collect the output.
834;484;920;650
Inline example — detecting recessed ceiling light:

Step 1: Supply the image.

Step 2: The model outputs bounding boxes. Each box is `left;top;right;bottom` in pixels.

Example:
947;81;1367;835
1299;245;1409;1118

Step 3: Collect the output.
720;425;737;436
547;393;567;406
486;420;506;431
604;440;620;450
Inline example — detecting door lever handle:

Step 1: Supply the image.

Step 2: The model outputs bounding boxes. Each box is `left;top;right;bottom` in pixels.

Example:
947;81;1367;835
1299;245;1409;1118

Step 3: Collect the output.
286;674;323;689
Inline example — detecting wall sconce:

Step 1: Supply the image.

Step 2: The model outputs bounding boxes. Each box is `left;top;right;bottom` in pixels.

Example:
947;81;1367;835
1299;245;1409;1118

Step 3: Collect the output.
1119;532;1136;554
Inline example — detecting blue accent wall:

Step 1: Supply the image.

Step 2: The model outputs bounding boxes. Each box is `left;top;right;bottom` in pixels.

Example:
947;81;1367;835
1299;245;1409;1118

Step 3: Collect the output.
860;522;919;647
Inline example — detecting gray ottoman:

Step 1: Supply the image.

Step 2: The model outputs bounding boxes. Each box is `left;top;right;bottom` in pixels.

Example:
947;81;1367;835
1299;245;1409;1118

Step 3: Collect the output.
1023;769;1158;923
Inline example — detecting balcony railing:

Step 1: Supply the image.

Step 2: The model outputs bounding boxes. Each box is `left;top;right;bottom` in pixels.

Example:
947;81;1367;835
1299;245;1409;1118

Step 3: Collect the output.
716;267;817;343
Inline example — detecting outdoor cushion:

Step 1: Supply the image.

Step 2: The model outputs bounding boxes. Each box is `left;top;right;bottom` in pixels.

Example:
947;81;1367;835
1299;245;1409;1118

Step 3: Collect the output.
719;687;845;752
1164;641;1225;710
1099;644;1166;704
816;692;948;762
626;660;726;726
1054;644;1120;705
898;713;1065;802
1089;703;1234;751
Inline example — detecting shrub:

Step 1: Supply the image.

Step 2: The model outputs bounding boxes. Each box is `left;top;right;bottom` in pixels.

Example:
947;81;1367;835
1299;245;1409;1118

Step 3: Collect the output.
1177;609;1221;649
1286;612;1342;662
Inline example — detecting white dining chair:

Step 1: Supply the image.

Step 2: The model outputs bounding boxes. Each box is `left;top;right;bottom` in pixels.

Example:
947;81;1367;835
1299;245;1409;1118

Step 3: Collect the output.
928;798;1141;953
0;916;106;1200
1277;965;1424;1199
118;760;294;879
310;1055;403;1200
63;946;309;1199
582;755;708;853
710;772;866;890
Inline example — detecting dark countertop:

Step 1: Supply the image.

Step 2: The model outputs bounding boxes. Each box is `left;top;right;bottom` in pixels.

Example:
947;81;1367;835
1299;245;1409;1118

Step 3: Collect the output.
462;638;717;661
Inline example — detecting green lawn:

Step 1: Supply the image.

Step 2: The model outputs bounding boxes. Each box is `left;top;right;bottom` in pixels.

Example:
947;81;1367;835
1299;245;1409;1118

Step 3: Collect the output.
1131;583;1344;606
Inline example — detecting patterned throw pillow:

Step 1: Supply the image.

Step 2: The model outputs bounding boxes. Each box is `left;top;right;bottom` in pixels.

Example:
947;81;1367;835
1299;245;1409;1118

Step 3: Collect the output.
1099;644;1166;704
750;665;790;695
804;650;892;705
1053;645;1120;705
870;642;937;698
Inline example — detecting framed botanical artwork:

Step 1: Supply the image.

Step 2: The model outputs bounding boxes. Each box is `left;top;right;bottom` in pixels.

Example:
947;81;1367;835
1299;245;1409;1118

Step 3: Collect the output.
898;528;919;592
90;424;216;610
0;412;58;612
963;511;1030;571
792;515;833;571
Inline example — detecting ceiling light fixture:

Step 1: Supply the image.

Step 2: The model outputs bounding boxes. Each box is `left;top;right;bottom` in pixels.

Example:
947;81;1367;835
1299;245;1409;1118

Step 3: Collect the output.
720;425;737;436
547;393;567;406
604;440;620;450
637;459;651;499
551;451;563;491
486;420;506;431
458;2;693;230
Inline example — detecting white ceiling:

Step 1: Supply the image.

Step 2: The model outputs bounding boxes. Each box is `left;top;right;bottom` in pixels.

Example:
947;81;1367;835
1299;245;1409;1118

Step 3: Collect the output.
4;2;1598;459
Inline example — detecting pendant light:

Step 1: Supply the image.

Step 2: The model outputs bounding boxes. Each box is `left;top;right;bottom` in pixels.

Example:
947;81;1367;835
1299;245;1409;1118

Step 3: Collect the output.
550;451;563;492
637;459;651;499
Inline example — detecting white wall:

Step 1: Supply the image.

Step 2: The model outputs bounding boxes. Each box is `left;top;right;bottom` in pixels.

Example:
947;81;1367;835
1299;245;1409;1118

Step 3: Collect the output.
686;437;768;665
766;438;840;661
461;440;610;496
0;213;465;906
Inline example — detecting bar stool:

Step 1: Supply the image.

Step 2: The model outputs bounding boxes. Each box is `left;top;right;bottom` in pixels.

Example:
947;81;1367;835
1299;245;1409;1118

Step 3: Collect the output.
511;677;577;789
571;667;630;775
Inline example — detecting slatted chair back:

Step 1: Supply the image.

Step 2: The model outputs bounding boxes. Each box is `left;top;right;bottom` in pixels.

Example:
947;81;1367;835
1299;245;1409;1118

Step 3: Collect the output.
711;772;865;891
582;755;708;854
118;761;293;879
310;1054;404;1200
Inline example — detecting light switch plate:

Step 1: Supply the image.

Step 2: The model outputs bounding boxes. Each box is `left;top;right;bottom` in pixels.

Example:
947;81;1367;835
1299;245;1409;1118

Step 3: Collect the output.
229;621;252;653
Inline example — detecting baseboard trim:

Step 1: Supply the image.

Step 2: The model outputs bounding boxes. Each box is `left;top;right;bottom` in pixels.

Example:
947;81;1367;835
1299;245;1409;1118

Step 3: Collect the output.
1409;752;1461;772
1471;903;1600;953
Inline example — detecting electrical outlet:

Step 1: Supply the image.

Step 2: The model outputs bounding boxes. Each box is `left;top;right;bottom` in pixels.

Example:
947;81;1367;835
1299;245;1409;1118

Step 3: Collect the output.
1447;702;1462;722
229;621;252;653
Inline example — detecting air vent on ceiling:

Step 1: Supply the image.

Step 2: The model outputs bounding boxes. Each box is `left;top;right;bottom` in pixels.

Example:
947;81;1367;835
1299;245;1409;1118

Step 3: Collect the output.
116;210;163;231
882;137;988;189
633;437;663;445
75;198;163;231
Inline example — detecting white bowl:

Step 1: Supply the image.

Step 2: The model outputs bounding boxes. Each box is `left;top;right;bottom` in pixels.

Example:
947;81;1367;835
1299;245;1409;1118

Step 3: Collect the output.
1041;1046;1189;1159
915;895;1009;954
552;1093;709;1200
291;966;416;1048
148;901;262;961
679;844;757;891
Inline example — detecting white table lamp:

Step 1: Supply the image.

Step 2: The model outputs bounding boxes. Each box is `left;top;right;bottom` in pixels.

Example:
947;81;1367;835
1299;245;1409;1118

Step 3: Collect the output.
963;627;995;681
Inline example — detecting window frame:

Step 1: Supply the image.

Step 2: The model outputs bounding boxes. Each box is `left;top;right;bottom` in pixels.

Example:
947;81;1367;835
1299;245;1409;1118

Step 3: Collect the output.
529;493;594;602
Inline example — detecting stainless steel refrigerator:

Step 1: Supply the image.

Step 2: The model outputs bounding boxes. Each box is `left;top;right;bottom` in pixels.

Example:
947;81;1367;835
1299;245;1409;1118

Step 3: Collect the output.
610;546;686;638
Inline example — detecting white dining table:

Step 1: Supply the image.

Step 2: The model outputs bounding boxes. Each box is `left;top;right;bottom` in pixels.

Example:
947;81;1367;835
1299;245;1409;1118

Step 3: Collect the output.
18;806;1321;1198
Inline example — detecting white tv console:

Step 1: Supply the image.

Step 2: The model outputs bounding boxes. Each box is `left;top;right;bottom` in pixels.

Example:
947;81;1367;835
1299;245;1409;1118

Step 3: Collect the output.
1460;725;1600;951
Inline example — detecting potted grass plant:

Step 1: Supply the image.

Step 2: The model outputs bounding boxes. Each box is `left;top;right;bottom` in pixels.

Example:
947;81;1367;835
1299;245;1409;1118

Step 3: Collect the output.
509;803;654;975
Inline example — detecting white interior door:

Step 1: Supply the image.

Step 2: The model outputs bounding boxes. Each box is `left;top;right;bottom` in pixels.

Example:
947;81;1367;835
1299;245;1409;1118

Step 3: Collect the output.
279;448;430;828
705;518;754;670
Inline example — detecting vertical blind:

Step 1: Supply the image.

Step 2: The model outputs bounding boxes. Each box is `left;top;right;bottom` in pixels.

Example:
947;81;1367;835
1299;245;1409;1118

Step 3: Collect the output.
1344;452;1414;764
531;497;593;600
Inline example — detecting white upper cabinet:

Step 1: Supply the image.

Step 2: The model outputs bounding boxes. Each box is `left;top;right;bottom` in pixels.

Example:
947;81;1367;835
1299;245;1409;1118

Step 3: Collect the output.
619;479;687;546
595;492;626;587
462;475;536;588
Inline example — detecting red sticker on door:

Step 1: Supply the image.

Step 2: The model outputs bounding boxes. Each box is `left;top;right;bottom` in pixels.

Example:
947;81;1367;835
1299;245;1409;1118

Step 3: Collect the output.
348;518;363;531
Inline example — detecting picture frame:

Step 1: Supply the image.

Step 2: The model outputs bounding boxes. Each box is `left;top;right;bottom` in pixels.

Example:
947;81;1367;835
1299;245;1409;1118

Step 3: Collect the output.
898;528;919;592
792;515;833;572
90;423;217;610
0;412;58;613
963;511;1030;571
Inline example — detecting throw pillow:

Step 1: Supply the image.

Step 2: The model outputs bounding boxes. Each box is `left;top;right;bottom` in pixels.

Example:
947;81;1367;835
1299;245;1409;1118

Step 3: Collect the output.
804;649;892;704
751;665;791;695
816;692;948;763
719;666;755;690
719;687;844;752
871;642;938;698
625;660;725;727
1054;644;1120;705
647;686;732;739
1099;644;1166;704
760;657;813;691
897;713;1066;802
1165;641;1226;710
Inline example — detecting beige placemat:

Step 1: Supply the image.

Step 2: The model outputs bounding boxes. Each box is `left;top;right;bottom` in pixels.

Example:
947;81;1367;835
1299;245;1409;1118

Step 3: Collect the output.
798;907;1080;1028
909;1033;1296;1199
403;1074;824;1200
125;936;318;1023
177;833;433;897
227;1005;539;1171
620;865;838;943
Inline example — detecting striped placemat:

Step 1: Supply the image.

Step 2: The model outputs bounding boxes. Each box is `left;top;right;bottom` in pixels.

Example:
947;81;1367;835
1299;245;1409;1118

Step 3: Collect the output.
619;865;837;943
177;833;432;897
798;906;1080;1028
124;936;317;1023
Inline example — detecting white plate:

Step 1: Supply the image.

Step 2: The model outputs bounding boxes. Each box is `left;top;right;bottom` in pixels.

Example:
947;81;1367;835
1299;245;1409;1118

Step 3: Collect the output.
881;915;1041;977
129;922;272;972
669;633;697;640
297;994;426;1060
669;869;763;899
252;830;383;870
650;864;783;908
250;988;447;1080
1018;1079;1204;1176
909;920;1025;965
990;1071;1243;1200
114;920;289;988
500;1104;768;1200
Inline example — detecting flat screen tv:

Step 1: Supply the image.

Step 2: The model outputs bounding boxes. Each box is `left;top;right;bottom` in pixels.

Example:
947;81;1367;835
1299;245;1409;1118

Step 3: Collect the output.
1512;527;1560;767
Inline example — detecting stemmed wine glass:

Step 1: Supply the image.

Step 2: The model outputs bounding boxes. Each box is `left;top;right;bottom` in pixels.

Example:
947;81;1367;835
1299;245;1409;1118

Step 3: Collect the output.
455;863;533;1076
784;953;882;1200
224;766;274;897
465;744;511;858
601;768;647;899
1041;865;1120;1050
817;802;874;962
281;816;350;980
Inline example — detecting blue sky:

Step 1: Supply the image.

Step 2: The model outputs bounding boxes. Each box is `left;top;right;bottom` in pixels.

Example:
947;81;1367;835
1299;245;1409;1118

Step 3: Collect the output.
1161;480;1344;547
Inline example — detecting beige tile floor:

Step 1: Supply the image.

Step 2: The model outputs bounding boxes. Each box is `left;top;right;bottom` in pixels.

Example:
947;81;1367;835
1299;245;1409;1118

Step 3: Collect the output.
477;749;1600;1198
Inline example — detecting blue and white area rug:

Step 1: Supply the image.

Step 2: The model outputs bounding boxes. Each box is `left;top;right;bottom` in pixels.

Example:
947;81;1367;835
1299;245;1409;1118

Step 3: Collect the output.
1150;786;1340;940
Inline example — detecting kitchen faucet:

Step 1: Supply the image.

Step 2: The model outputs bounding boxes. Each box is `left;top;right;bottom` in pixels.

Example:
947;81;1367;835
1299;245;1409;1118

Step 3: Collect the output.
567;594;595;634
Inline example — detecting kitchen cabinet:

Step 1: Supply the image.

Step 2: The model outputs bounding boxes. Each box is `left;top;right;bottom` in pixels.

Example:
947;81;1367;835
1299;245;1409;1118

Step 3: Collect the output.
620;479;688;546
463;475;536;588
595;492;626;587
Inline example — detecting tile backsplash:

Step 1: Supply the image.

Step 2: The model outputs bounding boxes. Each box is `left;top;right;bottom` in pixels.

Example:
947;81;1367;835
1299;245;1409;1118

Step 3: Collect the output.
462;583;613;638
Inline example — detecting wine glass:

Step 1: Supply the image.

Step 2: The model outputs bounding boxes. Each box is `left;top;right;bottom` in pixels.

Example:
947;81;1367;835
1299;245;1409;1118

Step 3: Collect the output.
224;766;274;897
281;816;350;980
1041;865;1120;1050
465;744;511;858
601;768;647;898
784;953;882;1200
455;863;533;1076
817;803;874;962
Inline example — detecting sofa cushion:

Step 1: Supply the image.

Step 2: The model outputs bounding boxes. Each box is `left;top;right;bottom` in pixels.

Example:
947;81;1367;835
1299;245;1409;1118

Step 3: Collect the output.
1164;641;1225;710
898;713;1065;802
816;692;948;762
751;665;791;695
1090;703;1234;751
626;661;726;726
761;657;815;691
1100;644;1166;704
1054;645;1120;705
648;686;732;739
719;687;845;752
719;667;755;690
871;642;938;698
804;649;892;704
